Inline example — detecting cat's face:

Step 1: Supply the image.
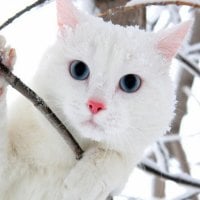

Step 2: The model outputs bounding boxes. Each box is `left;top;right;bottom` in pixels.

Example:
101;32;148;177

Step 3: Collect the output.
35;0;191;152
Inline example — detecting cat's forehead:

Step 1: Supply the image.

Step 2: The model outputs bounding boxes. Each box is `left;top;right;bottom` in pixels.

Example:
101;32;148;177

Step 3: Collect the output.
60;18;158;78
73;20;154;58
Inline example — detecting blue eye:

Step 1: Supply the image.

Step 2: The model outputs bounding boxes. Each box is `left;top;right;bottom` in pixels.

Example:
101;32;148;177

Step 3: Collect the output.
69;60;90;80
119;74;141;93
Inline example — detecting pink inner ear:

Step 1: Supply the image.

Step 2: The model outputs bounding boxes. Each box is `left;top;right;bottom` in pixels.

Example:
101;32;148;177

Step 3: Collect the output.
56;0;79;29
156;21;192;60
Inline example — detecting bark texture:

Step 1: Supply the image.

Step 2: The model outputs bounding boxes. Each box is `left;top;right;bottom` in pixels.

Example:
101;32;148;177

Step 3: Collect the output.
96;0;146;28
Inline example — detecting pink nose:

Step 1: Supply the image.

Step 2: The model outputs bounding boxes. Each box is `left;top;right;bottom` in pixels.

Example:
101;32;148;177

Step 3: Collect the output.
87;100;106;114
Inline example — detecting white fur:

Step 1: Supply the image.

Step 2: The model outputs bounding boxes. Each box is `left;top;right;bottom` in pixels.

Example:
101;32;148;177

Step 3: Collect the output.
0;1;190;199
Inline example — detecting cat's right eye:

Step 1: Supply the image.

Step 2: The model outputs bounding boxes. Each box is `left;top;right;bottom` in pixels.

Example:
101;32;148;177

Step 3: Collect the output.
69;60;90;80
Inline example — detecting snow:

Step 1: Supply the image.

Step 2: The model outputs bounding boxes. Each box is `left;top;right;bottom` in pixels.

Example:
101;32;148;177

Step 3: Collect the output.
74;0;96;14
126;0;200;7
1;0;200;199
0;0;57;104
173;189;200;200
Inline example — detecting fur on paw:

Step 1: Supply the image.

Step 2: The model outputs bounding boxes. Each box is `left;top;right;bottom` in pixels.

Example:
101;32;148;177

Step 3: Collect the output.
0;35;16;69
0;35;16;97
0;79;6;98
63;163;109;200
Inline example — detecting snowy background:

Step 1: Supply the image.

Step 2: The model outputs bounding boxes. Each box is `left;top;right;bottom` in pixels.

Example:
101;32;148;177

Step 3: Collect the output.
0;0;200;199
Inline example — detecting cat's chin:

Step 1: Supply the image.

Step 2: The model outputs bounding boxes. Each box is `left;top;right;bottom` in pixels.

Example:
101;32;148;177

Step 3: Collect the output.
76;119;106;142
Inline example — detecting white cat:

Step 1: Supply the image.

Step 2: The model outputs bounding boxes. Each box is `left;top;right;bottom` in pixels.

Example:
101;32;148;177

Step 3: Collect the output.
0;0;191;199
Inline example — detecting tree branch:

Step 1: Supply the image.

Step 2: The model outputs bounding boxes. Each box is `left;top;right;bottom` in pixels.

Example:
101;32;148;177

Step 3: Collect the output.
0;0;51;31
176;53;200;78
138;159;200;188
99;0;200;18
174;190;200;200
0;62;83;160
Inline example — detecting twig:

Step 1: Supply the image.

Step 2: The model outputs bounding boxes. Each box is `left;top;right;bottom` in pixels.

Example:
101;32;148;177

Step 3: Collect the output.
173;189;200;200
176;53;200;78
138;159;200;188
0;0;51;31
155;141;169;172
115;194;143;200
99;0;200;18
183;86;200;108
0;62;83;160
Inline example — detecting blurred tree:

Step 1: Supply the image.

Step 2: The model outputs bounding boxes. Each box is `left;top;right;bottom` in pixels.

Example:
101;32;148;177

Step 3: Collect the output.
165;10;200;200
95;0;146;28
96;1;200;199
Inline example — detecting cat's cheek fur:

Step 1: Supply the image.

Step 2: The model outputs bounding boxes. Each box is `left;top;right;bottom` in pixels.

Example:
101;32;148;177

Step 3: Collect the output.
63;99;129;144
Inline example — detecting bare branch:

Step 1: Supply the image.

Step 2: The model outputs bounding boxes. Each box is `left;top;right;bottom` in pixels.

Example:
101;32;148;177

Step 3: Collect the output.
138;159;200;188
173;189;200;200
0;62;83;160
155;141;170;172
0;0;51;31
183;86;200;108
176;53;200;78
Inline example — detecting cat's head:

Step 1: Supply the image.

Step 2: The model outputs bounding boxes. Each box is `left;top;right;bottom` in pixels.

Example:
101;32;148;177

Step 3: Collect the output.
35;0;191;153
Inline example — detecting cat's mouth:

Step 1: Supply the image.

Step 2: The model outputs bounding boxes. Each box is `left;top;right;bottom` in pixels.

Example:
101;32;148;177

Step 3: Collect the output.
83;118;98;127
82;118;103;130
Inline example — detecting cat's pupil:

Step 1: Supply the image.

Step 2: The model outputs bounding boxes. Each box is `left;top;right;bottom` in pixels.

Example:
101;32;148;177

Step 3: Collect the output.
119;74;141;93
75;62;86;76
69;60;90;80
125;75;136;89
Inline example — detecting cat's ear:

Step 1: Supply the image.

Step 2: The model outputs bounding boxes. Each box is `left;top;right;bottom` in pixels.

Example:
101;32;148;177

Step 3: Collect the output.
155;21;192;60
56;0;79;29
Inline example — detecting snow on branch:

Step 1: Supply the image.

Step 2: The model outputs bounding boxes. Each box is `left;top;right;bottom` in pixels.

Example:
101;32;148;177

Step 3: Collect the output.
183;86;200;107
99;0;200;18
126;0;200;7
138;159;200;188
173;189;200;200
176;53;200;77
158;131;200;144
186;43;200;54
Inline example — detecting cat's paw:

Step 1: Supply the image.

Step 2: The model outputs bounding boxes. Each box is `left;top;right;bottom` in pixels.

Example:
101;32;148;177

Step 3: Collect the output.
0;35;16;68
0;35;16;97
63;163;109;200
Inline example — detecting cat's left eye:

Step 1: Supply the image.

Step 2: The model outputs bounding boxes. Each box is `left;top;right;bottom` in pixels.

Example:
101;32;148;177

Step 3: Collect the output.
69;60;90;80
119;74;141;93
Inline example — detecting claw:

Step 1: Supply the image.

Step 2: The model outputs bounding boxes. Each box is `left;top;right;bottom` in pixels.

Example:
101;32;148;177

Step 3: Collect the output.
0;35;16;69
0;36;16;97
0;47;16;69
7;48;16;68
